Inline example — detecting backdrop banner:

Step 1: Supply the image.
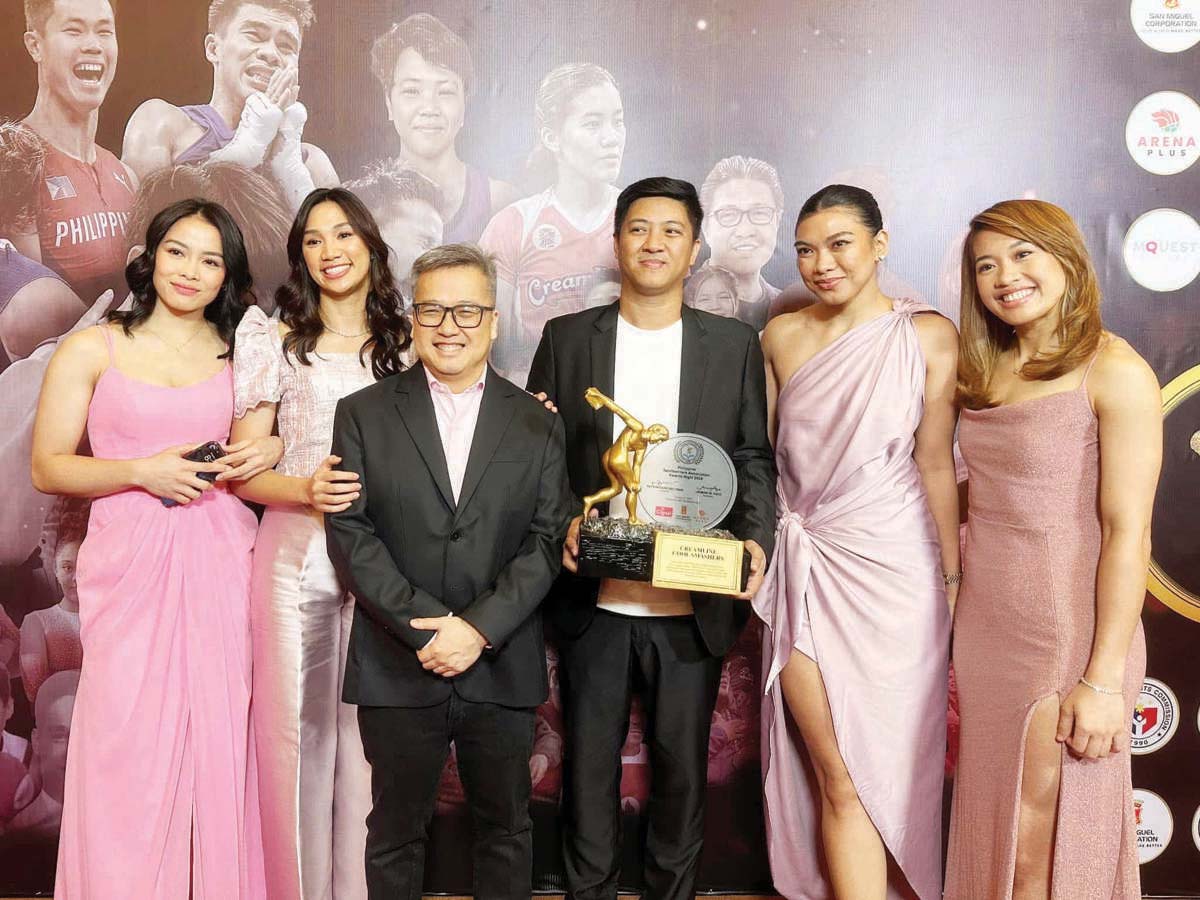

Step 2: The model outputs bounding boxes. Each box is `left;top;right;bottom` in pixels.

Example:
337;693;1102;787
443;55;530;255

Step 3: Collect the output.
0;0;1197;895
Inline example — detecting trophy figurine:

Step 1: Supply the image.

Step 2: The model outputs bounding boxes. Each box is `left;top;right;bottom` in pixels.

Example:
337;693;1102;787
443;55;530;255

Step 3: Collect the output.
581;387;669;524
577;388;749;593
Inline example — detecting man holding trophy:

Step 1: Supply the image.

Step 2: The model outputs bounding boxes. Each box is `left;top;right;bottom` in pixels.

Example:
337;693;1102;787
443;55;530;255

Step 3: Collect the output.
526;176;776;900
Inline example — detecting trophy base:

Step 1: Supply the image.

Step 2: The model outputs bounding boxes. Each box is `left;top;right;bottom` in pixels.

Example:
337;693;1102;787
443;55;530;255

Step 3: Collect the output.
578;518;749;593
577;519;655;582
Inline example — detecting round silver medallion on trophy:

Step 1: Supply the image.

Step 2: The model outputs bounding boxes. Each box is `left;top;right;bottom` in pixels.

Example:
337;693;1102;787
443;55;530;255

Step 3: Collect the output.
636;433;737;530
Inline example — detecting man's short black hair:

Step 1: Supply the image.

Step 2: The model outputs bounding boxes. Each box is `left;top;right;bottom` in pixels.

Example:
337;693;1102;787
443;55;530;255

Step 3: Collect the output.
614;177;702;239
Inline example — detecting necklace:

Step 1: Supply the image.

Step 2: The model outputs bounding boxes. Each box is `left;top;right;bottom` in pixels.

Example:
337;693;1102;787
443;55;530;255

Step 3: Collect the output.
142;320;208;353
322;317;369;339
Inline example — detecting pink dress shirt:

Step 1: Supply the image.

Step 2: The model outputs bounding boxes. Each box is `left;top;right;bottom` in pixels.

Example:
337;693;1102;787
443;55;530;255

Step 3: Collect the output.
424;364;487;503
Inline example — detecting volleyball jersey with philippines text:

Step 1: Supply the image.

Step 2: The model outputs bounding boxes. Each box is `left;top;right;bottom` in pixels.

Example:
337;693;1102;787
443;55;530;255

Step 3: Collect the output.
35;140;134;304
479;188;617;384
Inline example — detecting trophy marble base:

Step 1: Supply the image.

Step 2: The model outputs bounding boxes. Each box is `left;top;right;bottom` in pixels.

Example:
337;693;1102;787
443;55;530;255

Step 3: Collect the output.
578;518;750;593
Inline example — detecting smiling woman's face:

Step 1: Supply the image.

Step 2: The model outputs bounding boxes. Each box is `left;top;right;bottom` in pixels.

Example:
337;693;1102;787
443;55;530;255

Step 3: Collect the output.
387;47;465;160
151;215;227;314
970;229;1067;330
793;206;886;308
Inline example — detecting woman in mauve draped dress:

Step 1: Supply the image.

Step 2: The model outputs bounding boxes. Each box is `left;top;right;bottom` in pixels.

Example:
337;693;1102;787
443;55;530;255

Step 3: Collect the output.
753;184;961;900
946;199;1162;900
31;199;284;899
230;187;411;900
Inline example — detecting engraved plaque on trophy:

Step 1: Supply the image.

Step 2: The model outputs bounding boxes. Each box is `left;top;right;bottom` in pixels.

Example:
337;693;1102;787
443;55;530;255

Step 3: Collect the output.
575;389;749;593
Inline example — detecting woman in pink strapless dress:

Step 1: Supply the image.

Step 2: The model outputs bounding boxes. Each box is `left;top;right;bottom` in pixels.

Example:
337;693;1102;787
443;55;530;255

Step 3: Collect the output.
754;185;961;900
946;200;1162;900
31;199;281;899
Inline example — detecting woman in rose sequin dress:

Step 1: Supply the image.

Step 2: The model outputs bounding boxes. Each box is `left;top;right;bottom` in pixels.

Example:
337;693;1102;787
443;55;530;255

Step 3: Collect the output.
231;187;410;900
946;199;1162;900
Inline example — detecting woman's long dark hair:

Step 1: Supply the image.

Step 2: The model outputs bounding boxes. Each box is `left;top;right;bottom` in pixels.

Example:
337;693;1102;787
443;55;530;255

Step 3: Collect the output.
276;187;411;380
108;198;254;358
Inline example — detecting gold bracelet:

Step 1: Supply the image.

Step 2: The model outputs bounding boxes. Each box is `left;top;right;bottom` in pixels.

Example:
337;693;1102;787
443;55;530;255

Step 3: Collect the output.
1079;676;1122;696
942;571;963;586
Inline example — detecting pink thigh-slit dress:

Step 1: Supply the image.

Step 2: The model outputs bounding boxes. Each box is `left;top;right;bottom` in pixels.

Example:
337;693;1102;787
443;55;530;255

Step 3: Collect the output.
946;362;1145;900
753;299;951;900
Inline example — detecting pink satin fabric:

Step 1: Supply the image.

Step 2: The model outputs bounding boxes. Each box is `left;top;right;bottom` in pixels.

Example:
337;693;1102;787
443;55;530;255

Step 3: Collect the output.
752;299;950;900
234;306;374;900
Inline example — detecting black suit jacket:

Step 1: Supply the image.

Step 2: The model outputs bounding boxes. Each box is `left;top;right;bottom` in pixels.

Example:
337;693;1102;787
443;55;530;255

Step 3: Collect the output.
326;364;573;709
526;302;776;657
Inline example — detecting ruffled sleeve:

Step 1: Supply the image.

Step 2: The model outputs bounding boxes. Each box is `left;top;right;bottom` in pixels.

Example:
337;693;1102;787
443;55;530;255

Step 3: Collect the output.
233;304;284;417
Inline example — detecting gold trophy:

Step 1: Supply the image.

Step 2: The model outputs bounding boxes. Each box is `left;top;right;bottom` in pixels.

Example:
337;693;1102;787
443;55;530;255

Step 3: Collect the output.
577;388;748;593
582;387;669;524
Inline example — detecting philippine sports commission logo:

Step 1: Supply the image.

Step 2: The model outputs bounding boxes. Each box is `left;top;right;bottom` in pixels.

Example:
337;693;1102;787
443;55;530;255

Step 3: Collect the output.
1131;0;1200;52
1130;678;1179;754
1125;91;1199;175
1122;208;1200;292
1133;789;1174;864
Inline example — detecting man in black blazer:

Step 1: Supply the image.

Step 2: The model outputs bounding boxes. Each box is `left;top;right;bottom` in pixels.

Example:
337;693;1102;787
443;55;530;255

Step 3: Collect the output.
526;177;776;900
326;243;572;900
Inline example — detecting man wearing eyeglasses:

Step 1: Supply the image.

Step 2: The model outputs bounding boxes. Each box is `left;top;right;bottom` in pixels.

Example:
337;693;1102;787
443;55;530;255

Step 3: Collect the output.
697;155;785;331
325;242;573;900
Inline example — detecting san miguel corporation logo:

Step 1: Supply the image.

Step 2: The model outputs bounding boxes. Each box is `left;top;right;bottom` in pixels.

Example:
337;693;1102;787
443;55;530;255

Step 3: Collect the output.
1125;91;1199;175
1131;0;1200;52
1130;678;1179;754
1133;789;1174;864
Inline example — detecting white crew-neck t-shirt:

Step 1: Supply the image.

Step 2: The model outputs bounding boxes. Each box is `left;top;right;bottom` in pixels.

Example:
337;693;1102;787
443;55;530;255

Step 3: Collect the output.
597;314;693;617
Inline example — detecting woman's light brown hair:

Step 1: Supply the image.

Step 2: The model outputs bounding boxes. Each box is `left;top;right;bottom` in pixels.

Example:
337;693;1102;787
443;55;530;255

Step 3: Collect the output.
957;199;1103;410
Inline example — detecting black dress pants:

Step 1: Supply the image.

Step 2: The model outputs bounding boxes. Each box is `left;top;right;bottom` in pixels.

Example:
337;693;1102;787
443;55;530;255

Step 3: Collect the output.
559;610;723;900
357;693;536;900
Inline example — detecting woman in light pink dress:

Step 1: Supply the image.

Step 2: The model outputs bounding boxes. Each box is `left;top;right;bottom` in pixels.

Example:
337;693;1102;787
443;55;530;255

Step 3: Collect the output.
947;200;1161;900
31;199;280;898
231;187;410;900
754;185;961;900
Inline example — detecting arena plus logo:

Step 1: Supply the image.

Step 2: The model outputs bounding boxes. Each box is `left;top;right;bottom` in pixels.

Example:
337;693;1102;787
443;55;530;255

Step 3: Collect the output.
1125;91;1199;175
1152;109;1181;131
1133;789;1174;864
1130;678;1179;754
1122;208;1200;292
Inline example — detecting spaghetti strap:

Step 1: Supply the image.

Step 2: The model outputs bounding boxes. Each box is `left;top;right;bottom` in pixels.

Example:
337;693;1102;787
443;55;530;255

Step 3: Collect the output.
1080;342;1106;388
98;323;116;364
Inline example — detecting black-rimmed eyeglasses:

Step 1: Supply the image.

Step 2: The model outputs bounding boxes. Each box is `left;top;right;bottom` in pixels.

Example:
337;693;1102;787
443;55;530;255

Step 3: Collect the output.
411;303;495;329
712;205;778;228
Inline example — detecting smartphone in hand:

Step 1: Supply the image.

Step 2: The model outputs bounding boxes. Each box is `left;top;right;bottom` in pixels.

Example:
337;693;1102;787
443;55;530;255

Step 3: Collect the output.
161;441;226;507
